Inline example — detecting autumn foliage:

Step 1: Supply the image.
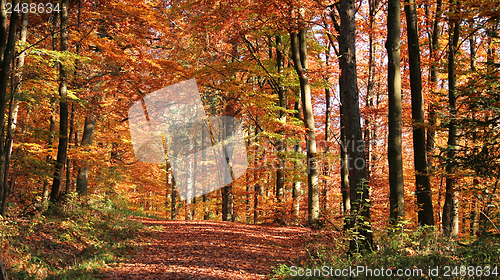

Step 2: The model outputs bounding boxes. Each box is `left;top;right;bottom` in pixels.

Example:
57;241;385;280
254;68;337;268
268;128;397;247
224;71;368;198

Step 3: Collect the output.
0;0;499;277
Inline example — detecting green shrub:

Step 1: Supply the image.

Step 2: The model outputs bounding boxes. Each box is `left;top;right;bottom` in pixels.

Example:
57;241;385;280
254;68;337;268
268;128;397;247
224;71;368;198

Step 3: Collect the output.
271;225;500;279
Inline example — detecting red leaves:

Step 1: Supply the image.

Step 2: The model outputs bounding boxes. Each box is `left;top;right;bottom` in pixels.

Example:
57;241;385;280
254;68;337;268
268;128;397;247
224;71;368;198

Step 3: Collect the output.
101;217;311;279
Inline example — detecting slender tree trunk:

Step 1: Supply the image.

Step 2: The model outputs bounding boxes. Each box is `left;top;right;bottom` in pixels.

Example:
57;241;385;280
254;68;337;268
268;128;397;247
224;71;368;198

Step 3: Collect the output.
0;254;8;280
469;27;478;236
405;0;434;226
291;100;302;221
76;116;96;195
443;11;460;237
322;45;332;212
322;86;330;211
67;0;82;196
253;182;261;224
165;162;171;218
327;10;350;218
0;10;26;216
0;0;19;215
0;0;8;63
290;12;320;225
339;0;373;251
340;109;350;215
50;0;70;202
42;10;59;203
203;193;209;220
171;181;177;220
426;0;442;167
245;171;251;223
275;35;286;222
365;0;379;180
222;116;235;222
387;0;405;224
65;104;75;194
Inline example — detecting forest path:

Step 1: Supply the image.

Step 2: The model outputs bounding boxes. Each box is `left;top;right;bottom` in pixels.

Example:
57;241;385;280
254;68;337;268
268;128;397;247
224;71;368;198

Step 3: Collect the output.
100;217;312;279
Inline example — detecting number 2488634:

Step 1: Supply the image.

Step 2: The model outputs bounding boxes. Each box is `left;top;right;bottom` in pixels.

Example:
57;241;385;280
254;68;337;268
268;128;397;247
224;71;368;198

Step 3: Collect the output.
5;2;61;14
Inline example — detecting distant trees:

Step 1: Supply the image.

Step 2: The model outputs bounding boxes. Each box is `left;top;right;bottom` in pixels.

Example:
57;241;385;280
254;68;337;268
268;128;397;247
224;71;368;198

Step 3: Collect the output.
0;0;498;247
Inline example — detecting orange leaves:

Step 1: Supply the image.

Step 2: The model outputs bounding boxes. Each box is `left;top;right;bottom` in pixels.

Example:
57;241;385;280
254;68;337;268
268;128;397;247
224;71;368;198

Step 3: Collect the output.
103;217;311;279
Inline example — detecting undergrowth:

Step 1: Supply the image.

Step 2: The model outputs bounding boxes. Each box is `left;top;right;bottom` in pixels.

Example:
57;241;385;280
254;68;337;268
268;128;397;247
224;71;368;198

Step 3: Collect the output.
0;192;148;279
271;225;500;279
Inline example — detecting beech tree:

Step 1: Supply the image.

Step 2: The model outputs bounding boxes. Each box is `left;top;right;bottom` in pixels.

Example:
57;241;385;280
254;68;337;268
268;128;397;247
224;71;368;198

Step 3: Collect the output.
0;0;19;215
442;2;461;237
50;0;70;202
386;0;404;224
339;0;372;250
405;0;434;226
290;9;320;226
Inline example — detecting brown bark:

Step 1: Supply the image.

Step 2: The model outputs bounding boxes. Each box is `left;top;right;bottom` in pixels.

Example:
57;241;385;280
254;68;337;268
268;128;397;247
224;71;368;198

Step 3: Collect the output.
50;0;70;202
275;35;286;222
443;11;460;237
405;0;434;226
0;0;19;215
426;0;442;166
387;0;405;224
292;101;302;220
339;0;373;250
76;116;96;195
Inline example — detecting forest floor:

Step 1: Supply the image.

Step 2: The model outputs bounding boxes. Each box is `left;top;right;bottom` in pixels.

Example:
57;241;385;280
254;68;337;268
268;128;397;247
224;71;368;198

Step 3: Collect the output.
99;217;313;280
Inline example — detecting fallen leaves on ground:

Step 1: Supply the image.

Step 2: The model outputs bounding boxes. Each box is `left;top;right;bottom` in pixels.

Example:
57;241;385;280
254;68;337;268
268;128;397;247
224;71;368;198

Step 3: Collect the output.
100;217;312;279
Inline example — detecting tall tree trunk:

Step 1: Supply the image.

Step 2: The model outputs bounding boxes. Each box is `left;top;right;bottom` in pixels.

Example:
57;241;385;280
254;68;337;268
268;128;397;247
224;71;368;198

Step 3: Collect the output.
171;180;177;220
340;108;350;215
469;29;479;236
339;0;373;251
0;0;8;63
253;181;261;224
222;116;235;222
442;10;460;237
42;11;59;203
405;0;434;226
245;170;251;223
292;100;302;220
323;86;330;211
426;0;442;182
365;0;379;180
203;193;209;220
50;0;70;202
0;0;19;214
199;124;210;220
65;104;75;194
275;35;286;222
327;8;350;218
290;13;320;225
76;116;96;195
0;10;26;216
386;0;405;224
323;45;332;212
67;0;82;196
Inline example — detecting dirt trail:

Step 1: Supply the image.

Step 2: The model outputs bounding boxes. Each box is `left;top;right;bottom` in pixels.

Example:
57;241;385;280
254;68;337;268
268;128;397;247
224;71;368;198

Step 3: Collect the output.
101;217;312;279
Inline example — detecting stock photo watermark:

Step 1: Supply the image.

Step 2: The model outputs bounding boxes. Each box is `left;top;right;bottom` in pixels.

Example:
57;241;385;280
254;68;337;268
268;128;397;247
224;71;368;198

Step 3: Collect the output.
128;79;248;201
128;79;367;201
289;265;499;278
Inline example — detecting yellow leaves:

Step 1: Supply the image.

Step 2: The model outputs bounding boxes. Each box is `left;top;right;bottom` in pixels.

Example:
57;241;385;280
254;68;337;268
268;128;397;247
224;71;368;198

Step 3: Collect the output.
15;143;45;153
67;90;80;101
